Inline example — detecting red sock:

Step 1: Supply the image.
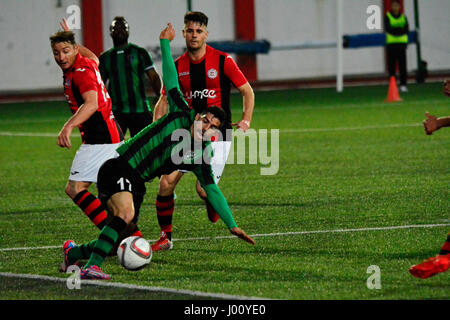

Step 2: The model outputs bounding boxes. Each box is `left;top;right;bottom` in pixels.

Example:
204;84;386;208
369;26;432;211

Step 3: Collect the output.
73;190;109;230
155;194;174;240
439;233;450;255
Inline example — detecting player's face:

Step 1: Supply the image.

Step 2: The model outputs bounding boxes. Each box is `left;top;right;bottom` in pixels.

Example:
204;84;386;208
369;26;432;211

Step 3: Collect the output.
183;21;208;52
52;42;78;71
391;2;401;15
110;19;129;44
192;113;221;141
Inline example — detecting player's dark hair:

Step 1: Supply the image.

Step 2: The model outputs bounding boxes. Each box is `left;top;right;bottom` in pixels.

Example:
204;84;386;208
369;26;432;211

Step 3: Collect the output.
110;16;129;32
49;31;76;46
203;106;226;128
184;11;208;27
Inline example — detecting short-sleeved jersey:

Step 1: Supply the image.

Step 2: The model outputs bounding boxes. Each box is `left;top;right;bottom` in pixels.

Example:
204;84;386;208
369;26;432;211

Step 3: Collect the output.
117;39;237;230
117;87;214;185
162;45;248;137
63;54;124;144
99;43;155;114
117;40;214;184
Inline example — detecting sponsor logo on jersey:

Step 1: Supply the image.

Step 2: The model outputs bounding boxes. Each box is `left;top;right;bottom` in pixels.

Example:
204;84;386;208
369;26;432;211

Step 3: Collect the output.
179;71;190;77
64;94;72;104
75;68;85;72
64;78;71;88
186;89;216;100
207;68;218;79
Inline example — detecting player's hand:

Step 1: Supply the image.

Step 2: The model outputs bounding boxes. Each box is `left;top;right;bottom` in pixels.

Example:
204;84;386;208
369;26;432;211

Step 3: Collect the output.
230;227;255;245
232;119;251;132
60;18;71;32
423;112;439;135
160;23;175;41
57;124;73;149
443;79;450;97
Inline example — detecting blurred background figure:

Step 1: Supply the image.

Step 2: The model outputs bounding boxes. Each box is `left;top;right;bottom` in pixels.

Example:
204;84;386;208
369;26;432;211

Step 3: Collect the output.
99;16;161;138
384;0;409;93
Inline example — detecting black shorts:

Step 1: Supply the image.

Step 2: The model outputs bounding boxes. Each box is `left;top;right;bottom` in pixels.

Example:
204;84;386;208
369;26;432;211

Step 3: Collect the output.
97;157;146;223
115;112;153;138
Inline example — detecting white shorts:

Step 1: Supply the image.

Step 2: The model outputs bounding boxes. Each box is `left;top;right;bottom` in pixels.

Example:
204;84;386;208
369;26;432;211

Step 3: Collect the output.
68;142;123;183
180;141;232;184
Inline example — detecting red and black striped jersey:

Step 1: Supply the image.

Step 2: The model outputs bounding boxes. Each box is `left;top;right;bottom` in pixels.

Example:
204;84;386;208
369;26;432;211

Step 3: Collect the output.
162;45;248;136
63;54;124;144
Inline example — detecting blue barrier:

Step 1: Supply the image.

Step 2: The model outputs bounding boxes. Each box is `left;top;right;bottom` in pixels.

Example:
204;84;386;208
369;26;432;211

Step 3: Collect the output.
343;31;417;48
208;40;271;54
206;31;417;54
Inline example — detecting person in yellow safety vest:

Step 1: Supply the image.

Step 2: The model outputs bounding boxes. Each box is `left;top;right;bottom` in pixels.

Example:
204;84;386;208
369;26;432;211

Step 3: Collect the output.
384;0;409;92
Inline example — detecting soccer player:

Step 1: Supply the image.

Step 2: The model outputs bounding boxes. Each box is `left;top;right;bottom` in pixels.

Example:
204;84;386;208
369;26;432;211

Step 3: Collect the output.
50;19;136;236
409;80;450;279
151;11;255;251
99;16;162;137
62;23;255;280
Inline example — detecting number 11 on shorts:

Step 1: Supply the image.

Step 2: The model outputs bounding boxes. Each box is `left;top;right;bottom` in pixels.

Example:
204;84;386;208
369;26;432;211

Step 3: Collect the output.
117;177;132;192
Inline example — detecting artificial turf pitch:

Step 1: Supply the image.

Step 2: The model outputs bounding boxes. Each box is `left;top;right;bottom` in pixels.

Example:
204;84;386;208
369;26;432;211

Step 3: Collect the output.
0;82;449;300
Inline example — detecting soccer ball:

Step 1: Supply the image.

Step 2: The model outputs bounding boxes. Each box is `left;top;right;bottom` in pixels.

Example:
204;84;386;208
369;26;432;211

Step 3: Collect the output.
117;236;152;271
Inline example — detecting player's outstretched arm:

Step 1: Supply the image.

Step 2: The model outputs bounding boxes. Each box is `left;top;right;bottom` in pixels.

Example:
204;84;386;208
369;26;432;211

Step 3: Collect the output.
232;82;255;132
423;112;450;135
230;227;256;245
159;23;178;92
202;183;255;245
160;23;190;113
60;18;99;66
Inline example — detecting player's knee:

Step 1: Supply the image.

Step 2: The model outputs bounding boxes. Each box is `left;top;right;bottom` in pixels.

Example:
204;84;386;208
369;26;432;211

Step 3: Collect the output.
159;176;177;195
113;205;134;224
119;210;134;225
65;181;88;199
196;182;207;200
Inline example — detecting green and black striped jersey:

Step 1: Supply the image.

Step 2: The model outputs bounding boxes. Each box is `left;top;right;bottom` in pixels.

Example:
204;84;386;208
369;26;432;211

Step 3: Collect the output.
116;39;216;185
116;38;237;229
99;43;154;114
116;104;214;184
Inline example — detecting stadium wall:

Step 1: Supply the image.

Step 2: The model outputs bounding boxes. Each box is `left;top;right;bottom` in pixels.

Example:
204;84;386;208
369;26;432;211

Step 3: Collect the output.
0;0;449;93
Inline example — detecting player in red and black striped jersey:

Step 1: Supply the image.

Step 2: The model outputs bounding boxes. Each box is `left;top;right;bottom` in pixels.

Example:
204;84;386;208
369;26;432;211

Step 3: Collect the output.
152;12;255;251
158;38;249;138
50;19;144;239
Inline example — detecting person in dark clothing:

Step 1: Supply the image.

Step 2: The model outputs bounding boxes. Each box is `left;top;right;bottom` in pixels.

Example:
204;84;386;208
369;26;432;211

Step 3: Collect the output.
384;0;409;92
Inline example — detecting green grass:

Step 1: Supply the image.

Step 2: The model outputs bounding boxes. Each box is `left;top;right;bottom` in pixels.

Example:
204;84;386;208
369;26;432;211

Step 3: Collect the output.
0;82;449;300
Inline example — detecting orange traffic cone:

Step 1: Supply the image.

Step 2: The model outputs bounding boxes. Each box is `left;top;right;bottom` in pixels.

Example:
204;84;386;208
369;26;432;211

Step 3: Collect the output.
385;76;402;102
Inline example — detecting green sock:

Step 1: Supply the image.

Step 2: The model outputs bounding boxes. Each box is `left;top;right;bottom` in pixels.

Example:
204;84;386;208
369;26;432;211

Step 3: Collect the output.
68;240;96;264
84;216;127;269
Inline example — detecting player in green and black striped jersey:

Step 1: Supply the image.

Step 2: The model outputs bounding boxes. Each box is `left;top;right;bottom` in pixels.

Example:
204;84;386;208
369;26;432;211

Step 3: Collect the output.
99;16;161;137
63;23;255;280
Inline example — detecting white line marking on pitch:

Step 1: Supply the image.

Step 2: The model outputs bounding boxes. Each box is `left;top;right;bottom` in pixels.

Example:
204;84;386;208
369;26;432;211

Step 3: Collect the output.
282;123;421;133
0;132;79;137
0;272;265;300
1;223;448;252
0;123;422;138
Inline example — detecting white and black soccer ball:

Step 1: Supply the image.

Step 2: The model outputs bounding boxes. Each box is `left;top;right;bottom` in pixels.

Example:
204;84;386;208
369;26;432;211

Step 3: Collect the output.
117;236;152;271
